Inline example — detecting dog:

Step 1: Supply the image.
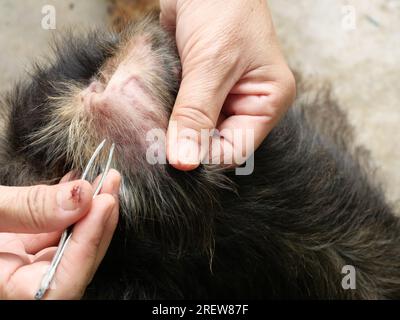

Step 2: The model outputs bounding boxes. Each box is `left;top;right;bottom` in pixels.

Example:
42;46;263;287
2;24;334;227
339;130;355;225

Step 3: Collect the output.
0;7;399;299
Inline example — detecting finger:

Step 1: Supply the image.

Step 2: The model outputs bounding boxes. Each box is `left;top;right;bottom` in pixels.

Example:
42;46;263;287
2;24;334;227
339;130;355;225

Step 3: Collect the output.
59;171;79;184
42;172;121;300
3;171;121;300
216;95;290;167
45;193;118;300
78;169;121;276
167;54;240;171
16;172;83;254
92;197;119;275
222;92;287;149
90;169;121;197
91;170;121;271
34;247;57;263
0;180;93;234
89;169;121;269
2;194;118;300
0;233;27;256
18;232;61;255
0;253;34;299
214;69;296;165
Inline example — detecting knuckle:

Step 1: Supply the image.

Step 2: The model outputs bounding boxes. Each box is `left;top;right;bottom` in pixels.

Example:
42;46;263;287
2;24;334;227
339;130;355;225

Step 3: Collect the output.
205;40;230;61
264;92;286;118
173;105;216;131
208;40;240;71
25;185;47;231
102;194;117;209
194;33;240;76
268;69;297;115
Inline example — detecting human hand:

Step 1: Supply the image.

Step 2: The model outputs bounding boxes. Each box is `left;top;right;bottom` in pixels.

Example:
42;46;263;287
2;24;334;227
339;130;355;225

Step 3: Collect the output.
161;0;296;170
0;170;121;300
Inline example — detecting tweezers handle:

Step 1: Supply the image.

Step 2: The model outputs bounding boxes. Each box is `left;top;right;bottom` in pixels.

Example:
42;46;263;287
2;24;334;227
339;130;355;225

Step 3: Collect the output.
34;141;115;300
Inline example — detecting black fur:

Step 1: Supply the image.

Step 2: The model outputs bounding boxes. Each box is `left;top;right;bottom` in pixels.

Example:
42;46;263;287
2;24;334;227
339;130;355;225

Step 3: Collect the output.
8;32;118;174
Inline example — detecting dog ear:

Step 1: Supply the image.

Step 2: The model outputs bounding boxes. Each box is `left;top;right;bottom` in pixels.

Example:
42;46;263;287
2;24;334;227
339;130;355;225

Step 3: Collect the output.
107;0;160;32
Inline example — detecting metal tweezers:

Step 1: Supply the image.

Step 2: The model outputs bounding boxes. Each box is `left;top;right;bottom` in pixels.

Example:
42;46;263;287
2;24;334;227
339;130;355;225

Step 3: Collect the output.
35;139;115;300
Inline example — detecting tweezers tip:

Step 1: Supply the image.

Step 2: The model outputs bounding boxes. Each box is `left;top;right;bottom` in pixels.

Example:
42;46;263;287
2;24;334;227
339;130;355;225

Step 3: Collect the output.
34;289;45;300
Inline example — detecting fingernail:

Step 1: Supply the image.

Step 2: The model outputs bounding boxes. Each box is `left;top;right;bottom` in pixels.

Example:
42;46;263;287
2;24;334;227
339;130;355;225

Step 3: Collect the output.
177;138;200;166
56;182;83;212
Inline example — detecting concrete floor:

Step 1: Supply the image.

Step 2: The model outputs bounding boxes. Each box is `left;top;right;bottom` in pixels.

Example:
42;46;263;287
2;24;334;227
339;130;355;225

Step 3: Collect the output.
0;0;107;91
269;0;400;211
0;0;399;211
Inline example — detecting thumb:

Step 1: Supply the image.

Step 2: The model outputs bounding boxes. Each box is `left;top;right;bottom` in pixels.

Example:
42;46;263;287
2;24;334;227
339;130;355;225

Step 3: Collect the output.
0;180;93;234
167;60;237;171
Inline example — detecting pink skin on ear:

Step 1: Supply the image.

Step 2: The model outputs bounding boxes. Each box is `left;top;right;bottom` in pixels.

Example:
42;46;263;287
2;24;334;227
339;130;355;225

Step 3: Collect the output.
78;36;169;161
80;35;166;125
81;72;156;118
